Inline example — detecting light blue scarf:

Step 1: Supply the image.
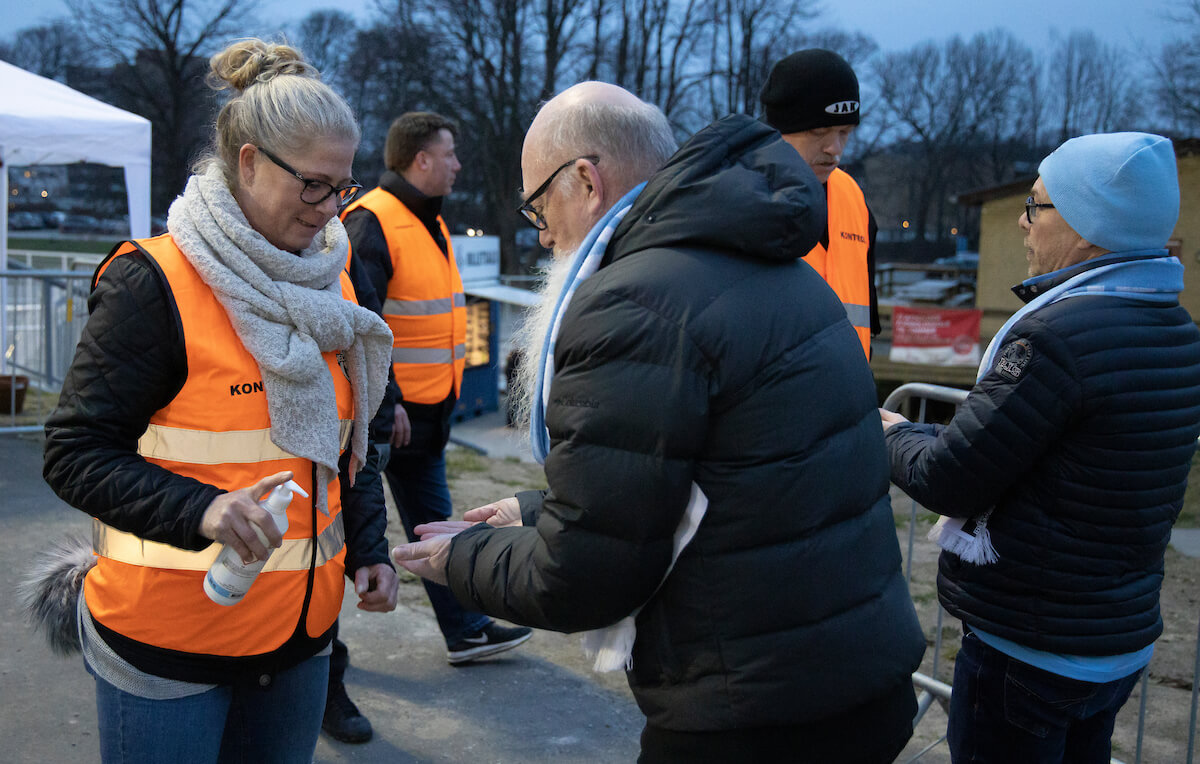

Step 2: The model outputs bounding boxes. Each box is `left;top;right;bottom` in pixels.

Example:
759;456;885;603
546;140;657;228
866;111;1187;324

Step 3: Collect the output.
529;183;645;464
525;183;709;671
932;251;1184;564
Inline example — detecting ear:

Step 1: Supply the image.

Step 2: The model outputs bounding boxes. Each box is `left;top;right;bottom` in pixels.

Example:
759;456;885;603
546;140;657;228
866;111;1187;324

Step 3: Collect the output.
415;148;431;173
238;143;258;187
577;159;606;219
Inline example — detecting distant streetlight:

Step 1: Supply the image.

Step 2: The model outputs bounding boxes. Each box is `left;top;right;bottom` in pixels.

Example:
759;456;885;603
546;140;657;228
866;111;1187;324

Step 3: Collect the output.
40;190;48;198
901;220;910;229
951;227;959;235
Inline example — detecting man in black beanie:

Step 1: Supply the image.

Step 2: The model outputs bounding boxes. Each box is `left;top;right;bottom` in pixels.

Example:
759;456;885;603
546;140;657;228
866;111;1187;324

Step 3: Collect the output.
760;48;879;359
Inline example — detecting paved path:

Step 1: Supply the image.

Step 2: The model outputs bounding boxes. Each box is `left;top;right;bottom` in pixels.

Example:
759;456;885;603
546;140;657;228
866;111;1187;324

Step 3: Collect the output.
0;431;642;763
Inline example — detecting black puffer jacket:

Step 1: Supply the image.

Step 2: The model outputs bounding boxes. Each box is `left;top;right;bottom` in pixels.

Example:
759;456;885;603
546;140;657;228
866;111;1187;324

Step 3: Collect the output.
446;115;925;731
887;255;1200;655
43;246;392;681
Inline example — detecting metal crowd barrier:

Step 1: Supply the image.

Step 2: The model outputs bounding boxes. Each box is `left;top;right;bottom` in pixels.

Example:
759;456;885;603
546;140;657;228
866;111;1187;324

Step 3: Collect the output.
883;382;1200;764
1;267;92;434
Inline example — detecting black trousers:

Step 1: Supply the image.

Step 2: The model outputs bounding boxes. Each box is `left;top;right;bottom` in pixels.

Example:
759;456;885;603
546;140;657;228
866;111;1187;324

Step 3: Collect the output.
638;679;917;764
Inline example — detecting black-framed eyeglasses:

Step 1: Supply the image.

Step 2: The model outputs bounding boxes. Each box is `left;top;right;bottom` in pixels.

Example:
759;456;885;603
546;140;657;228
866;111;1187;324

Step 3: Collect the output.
256;145;363;209
516;155;600;230
1025;196;1055;224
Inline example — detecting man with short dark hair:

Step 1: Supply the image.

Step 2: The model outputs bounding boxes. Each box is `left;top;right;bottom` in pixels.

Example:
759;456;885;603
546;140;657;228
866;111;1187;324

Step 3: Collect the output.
760;48;879;358
322;112;531;743
394;82;925;763
882;132;1200;762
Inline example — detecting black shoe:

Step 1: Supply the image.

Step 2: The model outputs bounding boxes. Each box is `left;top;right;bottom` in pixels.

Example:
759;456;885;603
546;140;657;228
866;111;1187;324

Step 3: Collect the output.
322;683;373;743
446;622;533;665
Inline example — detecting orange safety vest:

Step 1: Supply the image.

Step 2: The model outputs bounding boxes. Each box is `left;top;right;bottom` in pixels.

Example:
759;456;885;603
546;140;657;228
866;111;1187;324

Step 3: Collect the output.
804;168;872;358
341;189;466;404
83;234;353;658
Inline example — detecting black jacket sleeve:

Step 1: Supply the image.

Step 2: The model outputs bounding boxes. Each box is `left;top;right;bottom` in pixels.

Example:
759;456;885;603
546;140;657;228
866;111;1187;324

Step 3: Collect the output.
344;207;404;412
42;252;223;550
445;289;704;633
344;214;397;443
337;443;392;574
884;314;1082;518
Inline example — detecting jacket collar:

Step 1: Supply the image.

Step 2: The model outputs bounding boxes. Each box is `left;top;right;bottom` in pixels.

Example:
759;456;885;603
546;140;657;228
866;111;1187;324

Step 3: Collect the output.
379;170;444;226
1011;249;1170;304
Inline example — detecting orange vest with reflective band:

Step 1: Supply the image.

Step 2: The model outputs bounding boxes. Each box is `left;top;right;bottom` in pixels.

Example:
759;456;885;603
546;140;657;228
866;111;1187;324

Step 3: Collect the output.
83;234;353;658
341;189;466;404
804;168;872;357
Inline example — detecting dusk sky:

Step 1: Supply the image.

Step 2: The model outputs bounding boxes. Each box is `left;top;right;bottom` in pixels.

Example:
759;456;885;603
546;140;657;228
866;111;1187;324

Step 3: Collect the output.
4;0;1186;55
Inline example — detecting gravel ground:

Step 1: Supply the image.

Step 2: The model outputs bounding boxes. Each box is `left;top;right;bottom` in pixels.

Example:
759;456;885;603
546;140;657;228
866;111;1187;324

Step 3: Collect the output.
433;446;1200;763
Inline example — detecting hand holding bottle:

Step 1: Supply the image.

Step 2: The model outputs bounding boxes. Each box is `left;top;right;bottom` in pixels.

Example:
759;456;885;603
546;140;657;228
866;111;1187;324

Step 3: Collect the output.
199;471;295;564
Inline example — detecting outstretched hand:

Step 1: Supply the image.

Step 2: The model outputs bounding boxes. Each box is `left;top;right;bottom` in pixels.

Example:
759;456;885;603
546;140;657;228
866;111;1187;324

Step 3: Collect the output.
463;497;522;527
392;535;453;586
413;497;522;539
879;408;910;431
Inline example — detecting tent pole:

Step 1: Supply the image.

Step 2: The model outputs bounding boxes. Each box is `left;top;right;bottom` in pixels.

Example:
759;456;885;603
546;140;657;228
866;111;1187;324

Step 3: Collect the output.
1;148;9;376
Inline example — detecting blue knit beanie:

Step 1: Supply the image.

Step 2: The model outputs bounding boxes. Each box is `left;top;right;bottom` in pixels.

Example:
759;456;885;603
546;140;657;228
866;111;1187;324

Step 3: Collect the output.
1038;132;1179;253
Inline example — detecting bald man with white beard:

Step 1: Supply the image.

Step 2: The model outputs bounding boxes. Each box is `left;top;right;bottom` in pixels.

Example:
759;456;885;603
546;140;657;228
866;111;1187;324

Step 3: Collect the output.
394;82;925;763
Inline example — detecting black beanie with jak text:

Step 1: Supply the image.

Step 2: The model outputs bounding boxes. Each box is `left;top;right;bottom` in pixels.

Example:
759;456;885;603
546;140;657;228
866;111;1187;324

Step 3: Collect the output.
760;48;860;133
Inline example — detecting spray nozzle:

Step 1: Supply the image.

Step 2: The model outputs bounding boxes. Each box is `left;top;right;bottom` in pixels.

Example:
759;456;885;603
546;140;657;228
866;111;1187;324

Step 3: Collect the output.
263;479;309;512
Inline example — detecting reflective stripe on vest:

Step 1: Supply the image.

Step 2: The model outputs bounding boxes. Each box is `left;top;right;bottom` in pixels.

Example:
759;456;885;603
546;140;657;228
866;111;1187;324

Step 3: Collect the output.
382;293;466;316
138;421;354;464
93;513;344;572
392;344;466;364
805;168;872;357
341;188;466;404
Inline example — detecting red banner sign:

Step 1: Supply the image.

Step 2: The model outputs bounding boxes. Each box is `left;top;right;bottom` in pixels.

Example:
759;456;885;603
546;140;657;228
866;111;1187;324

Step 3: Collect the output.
889;306;981;367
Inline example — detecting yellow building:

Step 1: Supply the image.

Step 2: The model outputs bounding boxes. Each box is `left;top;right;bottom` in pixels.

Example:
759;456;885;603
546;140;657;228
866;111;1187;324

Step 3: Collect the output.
959;139;1200;344
870;138;1199;393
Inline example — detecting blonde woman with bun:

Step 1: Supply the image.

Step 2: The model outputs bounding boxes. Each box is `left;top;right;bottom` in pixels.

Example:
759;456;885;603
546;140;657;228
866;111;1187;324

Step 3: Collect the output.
41;38;398;762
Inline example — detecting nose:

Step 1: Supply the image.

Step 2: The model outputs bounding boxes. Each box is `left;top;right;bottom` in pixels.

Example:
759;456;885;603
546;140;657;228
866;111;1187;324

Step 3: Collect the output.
316;193;340;219
823;134;846;156
538;227;553;250
1017;209;1031;232
452;156;462;172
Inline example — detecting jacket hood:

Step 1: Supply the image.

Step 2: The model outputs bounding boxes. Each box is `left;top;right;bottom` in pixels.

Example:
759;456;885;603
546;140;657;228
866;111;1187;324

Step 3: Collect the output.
607;114;826;265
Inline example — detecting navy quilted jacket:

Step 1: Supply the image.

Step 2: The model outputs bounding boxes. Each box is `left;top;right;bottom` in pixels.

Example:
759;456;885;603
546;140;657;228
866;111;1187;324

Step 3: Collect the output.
445;115;926;731
887;255;1200;655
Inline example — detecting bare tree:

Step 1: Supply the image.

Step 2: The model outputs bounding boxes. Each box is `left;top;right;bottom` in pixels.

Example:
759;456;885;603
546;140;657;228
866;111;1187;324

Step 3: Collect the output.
0;21;87;82
415;0;540;272
872;31;1032;242
63;0;260;212
1050;30;1137;141
290;9;359;83
1155;0;1200;132
702;0;816;119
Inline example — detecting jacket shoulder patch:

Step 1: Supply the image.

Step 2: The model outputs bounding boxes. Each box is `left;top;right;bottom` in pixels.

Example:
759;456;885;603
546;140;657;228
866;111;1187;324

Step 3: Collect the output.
994;339;1032;382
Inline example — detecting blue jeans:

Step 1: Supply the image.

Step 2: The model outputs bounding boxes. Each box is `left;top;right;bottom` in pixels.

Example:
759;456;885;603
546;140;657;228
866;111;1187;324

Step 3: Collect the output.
385;449;490;645
948;629;1142;763
92;654;328;763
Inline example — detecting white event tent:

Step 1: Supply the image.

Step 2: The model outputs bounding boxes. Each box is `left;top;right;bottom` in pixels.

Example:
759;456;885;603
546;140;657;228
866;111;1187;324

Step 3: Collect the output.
0;59;151;373
0;59;153;257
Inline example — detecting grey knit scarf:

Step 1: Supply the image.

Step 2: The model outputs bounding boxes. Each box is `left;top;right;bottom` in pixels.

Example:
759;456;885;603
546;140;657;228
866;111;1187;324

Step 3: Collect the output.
167;167;392;512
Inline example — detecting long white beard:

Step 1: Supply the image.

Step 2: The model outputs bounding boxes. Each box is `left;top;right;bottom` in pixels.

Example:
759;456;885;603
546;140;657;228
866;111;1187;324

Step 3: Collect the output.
509;252;576;441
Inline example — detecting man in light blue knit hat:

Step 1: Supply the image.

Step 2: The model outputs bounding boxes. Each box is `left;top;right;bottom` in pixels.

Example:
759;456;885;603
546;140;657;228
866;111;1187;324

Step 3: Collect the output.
880;132;1200;763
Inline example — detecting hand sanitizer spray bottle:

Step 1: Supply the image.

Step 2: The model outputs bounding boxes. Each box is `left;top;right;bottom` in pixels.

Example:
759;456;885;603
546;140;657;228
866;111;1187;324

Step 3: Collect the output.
203;479;309;606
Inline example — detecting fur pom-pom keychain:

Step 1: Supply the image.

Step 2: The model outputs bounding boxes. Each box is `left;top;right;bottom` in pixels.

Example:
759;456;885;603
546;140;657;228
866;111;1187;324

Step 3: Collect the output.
19;534;96;656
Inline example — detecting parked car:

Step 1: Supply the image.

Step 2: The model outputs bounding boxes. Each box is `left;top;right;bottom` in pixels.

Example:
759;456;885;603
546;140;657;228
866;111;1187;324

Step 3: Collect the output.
933;252;980;270
7;211;44;230
59;214;102;234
